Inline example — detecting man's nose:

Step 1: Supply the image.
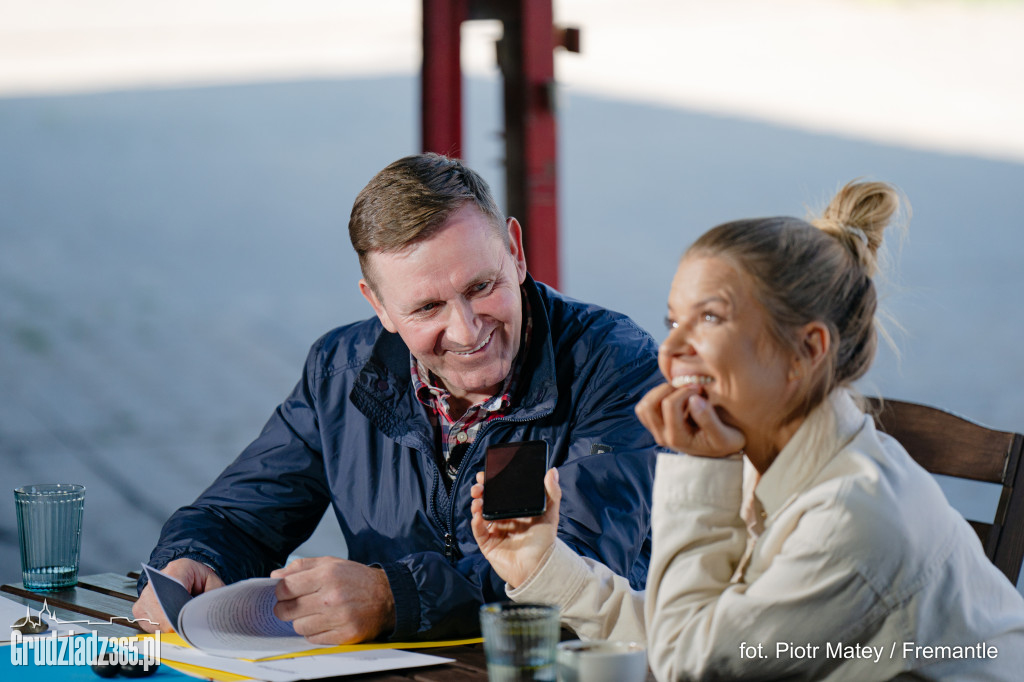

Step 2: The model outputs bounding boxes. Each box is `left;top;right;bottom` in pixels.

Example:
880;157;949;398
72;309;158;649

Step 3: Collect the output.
447;299;482;345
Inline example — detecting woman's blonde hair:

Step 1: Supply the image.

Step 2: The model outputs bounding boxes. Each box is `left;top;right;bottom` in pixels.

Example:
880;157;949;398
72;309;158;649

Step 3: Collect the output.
686;180;904;422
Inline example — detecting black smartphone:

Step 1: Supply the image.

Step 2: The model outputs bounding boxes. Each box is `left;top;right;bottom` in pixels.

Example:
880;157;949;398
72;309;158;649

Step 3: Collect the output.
482;440;549;521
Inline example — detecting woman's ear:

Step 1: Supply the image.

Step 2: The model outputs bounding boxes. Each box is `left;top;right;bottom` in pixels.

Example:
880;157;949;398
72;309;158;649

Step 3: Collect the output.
798;321;830;372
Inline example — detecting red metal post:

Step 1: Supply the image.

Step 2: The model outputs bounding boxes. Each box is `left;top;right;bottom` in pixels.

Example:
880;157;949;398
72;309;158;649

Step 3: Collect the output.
422;0;467;158
505;0;559;289
421;0;568;289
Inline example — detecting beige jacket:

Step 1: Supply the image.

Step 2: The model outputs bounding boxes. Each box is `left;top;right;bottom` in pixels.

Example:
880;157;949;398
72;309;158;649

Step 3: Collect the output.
509;389;1024;681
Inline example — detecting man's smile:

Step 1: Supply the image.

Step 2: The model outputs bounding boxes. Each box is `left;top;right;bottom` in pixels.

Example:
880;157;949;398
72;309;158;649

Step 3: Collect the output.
449;330;494;356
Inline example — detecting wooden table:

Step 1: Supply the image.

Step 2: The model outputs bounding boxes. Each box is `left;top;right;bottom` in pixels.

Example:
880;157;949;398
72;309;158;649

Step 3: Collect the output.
2;572;491;680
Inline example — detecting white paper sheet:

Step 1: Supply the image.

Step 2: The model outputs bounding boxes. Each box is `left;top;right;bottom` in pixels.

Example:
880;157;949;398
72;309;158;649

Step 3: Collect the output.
144;564;326;658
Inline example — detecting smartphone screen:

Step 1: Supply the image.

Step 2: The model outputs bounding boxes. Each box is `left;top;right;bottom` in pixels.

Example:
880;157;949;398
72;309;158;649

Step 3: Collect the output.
482;440;549;521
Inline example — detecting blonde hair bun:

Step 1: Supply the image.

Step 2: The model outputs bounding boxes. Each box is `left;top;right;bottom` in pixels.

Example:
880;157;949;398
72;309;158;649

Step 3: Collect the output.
811;180;903;277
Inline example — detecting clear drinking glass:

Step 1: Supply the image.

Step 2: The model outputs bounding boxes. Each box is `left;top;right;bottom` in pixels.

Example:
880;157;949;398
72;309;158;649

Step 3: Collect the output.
14;483;86;591
480;602;560;682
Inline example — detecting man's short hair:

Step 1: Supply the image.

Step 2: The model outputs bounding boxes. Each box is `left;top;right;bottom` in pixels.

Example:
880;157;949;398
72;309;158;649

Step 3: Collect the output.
349;153;507;292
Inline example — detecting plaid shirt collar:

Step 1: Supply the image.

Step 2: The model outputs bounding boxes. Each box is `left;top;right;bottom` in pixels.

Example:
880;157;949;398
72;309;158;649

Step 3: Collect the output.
411;289;533;423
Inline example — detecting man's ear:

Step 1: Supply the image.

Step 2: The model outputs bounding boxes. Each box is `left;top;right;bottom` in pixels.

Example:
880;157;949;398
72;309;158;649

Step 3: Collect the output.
359;279;397;333
506;217;528;284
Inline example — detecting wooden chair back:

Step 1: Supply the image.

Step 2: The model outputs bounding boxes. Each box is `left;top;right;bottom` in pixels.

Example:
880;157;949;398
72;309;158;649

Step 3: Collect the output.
868;397;1024;585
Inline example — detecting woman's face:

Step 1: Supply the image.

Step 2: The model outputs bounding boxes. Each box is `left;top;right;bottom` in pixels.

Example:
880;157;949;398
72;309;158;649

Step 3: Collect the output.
660;254;802;457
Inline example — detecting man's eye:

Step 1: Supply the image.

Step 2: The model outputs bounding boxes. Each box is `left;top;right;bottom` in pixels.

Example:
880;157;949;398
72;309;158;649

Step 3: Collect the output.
418;302;440;314
664;316;679;330
471;281;491;294
703;312;720;324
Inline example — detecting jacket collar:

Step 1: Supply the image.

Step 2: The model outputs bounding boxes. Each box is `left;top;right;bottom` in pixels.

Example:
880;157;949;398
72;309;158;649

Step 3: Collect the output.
753;388;869;519
511;274;558;420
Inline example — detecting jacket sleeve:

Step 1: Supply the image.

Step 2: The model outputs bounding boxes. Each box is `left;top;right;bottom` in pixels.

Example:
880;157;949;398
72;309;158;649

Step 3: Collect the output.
376;548;509;640
508;539;646;642
141;350;332;588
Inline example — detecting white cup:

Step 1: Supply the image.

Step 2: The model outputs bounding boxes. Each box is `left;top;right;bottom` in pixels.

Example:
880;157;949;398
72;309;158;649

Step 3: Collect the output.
556;639;647;682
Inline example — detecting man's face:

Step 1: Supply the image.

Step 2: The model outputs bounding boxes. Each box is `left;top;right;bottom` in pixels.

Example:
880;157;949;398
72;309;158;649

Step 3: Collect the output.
359;204;528;409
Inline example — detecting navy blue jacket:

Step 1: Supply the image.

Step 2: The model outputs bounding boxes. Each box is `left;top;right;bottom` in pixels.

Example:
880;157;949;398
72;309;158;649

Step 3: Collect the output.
143;277;662;639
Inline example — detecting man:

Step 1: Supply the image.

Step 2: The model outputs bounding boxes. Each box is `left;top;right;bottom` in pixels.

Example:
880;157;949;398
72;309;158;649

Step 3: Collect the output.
133;153;661;642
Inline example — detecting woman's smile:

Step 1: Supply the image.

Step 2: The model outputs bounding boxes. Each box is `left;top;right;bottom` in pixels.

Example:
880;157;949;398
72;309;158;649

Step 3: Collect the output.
671;374;715;389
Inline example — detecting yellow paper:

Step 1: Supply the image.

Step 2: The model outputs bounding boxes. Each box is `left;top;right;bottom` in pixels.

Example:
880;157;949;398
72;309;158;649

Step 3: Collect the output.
158;630;482;661
162;659;252;682
257;635;483;661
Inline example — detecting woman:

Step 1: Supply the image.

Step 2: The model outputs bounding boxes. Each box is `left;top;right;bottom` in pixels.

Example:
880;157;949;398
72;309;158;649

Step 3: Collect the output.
470;181;1024;681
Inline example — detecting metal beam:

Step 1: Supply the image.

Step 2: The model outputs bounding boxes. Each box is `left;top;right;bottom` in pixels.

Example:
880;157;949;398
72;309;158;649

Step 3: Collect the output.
421;0;573;289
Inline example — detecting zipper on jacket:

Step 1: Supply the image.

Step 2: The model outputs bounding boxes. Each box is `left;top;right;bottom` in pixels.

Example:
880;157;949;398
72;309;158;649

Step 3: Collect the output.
428;463;465;563
444;415;540;559
427;469;450;558
430;434;483;565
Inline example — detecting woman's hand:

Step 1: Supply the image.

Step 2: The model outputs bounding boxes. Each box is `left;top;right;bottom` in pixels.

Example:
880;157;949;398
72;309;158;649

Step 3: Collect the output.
471;468;560;589
635;382;745;457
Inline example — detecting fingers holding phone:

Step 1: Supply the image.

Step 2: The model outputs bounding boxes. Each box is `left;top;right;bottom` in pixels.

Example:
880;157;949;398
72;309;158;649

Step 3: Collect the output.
471;441;560;589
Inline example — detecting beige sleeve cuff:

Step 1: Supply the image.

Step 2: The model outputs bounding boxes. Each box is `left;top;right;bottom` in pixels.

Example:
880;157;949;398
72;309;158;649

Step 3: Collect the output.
506;539;588;608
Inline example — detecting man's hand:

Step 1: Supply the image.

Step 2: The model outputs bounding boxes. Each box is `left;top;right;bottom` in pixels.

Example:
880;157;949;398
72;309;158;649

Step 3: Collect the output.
635;382;745;457
132;558;225;633
470;468;560;589
271;558;395;644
